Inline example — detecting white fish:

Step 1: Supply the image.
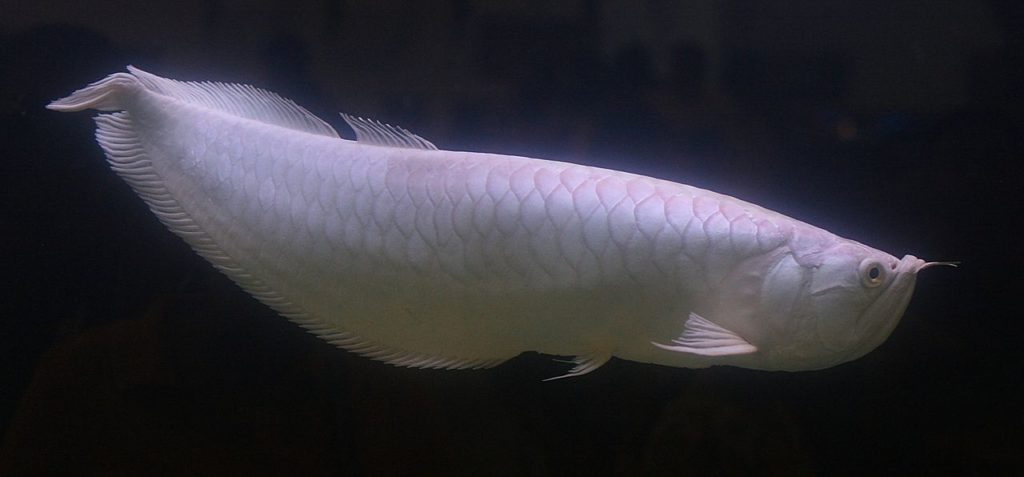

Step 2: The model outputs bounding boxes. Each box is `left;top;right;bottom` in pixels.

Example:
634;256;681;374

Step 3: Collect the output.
48;67;952;379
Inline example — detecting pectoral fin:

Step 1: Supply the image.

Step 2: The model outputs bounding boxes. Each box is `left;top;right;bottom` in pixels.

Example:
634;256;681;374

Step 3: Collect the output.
652;312;758;357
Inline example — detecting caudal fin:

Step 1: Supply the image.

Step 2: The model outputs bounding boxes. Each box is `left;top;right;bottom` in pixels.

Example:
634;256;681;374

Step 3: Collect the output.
46;72;140;112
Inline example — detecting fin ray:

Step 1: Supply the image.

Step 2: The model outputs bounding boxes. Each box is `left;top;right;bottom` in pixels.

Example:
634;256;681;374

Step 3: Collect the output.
341;113;437;150
652;312;758;357
543;352;612;381
127;66;340;138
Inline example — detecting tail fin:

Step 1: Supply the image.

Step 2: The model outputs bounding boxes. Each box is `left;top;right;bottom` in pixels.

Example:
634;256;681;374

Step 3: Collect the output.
46;72;140;112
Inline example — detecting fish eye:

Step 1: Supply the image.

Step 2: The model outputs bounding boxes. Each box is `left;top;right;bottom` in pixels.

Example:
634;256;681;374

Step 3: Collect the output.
859;259;886;288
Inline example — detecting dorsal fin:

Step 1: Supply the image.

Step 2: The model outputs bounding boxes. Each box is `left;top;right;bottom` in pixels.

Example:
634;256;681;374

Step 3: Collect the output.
127;66;339;138
340;113;437;150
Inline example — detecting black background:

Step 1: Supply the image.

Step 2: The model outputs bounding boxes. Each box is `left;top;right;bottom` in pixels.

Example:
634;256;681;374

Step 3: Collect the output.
2;1;1021;475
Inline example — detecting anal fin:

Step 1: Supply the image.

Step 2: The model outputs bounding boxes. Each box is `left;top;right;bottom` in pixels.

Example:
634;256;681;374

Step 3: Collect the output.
652;312;758;357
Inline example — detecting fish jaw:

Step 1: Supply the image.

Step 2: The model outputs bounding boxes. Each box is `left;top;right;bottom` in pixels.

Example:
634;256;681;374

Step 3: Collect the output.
845;254;925;360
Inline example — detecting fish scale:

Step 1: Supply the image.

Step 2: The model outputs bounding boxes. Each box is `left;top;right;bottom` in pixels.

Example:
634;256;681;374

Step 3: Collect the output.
48;67;950;377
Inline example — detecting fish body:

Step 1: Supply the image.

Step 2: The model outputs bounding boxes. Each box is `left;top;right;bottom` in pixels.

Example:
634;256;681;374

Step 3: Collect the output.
49;68;946;377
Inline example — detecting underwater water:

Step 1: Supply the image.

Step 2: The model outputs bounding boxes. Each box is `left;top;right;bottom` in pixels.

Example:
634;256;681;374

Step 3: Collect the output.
2;2;1021;475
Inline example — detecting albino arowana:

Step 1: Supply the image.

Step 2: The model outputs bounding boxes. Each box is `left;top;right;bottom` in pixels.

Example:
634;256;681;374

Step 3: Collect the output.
48;67;953;379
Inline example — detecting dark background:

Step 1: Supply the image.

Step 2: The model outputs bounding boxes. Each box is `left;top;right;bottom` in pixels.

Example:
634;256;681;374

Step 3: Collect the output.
2;1;1021;475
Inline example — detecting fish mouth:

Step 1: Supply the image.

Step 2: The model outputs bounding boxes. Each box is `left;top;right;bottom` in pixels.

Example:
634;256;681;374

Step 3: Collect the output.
898;255;926;276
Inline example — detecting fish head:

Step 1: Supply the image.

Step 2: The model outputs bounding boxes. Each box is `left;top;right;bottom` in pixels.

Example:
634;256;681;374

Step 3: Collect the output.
762;241;949;370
